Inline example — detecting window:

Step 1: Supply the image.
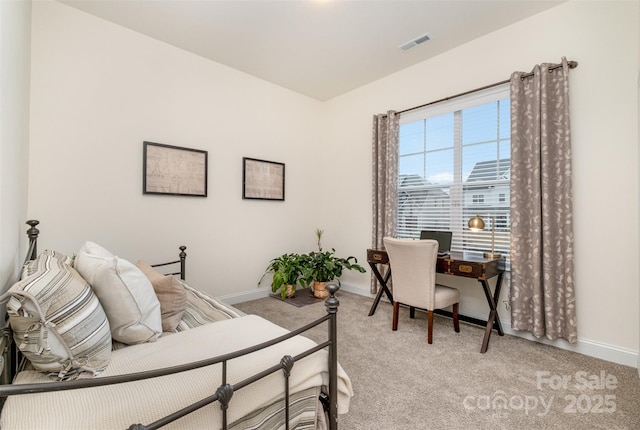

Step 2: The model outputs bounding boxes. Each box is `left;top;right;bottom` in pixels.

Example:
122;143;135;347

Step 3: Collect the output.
397;84;510;260
472;194;485;204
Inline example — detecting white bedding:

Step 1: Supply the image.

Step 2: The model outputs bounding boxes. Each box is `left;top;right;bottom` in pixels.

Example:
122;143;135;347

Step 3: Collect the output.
0;315;352;430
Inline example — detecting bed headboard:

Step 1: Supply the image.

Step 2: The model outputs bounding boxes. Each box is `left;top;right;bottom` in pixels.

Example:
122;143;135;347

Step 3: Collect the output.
24;220;40;264
151;246;187;280
21;220;187;280
1;220;188;388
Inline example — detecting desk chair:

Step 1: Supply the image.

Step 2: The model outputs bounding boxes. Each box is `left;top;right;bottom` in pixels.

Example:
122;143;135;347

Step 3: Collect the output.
383;237;460;344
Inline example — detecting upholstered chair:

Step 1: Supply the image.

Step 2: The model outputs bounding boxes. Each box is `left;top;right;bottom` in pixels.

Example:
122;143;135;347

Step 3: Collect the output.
383;237;460;344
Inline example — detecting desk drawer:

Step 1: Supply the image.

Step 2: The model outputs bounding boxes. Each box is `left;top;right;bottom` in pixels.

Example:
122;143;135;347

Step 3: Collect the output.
449;260;484;279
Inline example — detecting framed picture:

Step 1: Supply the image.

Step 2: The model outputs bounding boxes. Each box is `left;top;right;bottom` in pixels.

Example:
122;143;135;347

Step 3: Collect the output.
143;141;208;197
242;157;285;201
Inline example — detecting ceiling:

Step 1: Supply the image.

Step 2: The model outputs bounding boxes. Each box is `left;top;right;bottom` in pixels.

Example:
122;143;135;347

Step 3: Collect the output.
59;0;566;101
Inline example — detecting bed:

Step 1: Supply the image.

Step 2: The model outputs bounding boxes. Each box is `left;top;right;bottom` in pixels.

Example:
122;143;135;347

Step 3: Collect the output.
0;220;352;429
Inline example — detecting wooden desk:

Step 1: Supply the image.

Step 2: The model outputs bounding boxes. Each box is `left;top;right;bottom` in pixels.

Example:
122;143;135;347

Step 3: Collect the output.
366;249;505;353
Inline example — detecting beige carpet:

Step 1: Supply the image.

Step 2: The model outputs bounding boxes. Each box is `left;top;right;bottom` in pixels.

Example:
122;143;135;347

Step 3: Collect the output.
235;290;640;430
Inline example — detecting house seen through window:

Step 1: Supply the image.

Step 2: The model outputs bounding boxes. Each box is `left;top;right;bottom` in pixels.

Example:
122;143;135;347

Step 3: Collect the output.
397;84;511;262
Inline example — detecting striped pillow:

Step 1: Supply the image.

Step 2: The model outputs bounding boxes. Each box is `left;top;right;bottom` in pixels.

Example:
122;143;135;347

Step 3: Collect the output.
6;250;112;380
173;280;245;332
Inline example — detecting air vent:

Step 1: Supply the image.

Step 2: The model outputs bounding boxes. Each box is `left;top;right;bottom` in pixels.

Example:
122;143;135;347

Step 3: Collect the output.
399;33;431;51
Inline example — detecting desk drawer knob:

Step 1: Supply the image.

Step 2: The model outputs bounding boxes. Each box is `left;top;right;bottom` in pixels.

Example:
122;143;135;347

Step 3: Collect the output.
459;265;473;273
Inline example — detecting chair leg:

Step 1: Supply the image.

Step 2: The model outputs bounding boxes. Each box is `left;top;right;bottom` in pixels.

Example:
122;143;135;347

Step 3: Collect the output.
427;310;433;344
453;303;460;333
409;306;415;319
392;302;399;331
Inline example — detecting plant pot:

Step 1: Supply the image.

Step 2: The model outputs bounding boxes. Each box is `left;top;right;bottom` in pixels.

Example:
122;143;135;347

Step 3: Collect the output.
313;281;330;299
285;284;295;298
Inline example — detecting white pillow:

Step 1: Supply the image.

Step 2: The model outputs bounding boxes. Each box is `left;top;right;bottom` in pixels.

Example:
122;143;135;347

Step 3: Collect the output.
74;241;162;345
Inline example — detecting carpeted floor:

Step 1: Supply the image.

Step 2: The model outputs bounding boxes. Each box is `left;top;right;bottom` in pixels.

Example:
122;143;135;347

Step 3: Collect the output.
235;290;640;430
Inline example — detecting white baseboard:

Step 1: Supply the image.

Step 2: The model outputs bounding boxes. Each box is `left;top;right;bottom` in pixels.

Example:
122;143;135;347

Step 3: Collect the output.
221;283;638;369
338;283;639;369
218;287;271;305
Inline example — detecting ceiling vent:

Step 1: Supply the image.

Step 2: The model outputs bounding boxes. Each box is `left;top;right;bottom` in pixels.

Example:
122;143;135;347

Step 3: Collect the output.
398;33;431;51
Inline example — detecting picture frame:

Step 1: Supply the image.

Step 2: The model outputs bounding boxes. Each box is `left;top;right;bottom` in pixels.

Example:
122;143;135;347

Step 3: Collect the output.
143;141;208;197
242;157;285;201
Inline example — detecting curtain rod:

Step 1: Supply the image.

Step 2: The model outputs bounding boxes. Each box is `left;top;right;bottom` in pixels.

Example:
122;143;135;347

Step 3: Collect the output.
396;60;578;115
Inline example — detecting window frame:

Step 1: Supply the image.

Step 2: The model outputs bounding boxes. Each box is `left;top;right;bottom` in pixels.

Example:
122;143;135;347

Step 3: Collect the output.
396;84;511;261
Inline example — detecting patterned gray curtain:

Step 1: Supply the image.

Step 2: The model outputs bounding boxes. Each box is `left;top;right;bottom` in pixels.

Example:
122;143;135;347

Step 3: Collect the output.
371;111;399;294
509;58;577;343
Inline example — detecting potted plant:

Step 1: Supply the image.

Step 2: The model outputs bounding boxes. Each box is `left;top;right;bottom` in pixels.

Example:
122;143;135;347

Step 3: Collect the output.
301;229;366;298
258;253;306;299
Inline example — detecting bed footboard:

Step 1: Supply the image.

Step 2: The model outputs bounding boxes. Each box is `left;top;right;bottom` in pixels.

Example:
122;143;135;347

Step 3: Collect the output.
0;287;343;430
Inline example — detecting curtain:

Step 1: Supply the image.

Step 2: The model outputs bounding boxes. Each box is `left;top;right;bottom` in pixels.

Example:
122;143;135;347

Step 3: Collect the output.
371;111;399;294
509;57;577;343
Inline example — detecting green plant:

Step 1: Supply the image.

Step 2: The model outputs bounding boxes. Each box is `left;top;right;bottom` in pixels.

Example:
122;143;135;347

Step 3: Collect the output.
301;229;366;285
258;253;306;299
315;228;324;251
301;249;366;284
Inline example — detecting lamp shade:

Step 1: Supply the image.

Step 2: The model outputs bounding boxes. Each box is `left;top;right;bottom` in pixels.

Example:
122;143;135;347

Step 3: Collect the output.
468;215;485;231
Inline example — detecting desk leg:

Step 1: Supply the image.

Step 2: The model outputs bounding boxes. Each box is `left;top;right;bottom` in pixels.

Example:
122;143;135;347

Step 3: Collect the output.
492;272;505;335
367;263;393;316
479;272;505;353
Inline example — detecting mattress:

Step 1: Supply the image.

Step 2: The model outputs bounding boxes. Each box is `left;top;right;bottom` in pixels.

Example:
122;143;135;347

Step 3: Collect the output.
0;315;352;429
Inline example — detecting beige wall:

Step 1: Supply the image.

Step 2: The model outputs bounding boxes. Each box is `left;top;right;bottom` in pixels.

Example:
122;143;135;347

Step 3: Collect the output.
637;0;640;376
27;0;325;302
19;0;640;366
0;0;31;292
321;0;640;364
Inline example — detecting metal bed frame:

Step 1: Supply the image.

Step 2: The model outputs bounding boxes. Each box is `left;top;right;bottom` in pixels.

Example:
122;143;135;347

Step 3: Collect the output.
0;220;341;430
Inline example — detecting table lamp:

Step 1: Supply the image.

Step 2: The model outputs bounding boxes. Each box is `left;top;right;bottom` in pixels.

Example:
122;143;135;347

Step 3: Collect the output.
468;215;501;260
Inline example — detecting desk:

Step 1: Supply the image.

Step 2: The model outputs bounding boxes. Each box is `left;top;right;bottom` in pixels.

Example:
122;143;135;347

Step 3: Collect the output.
366;249;505;353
